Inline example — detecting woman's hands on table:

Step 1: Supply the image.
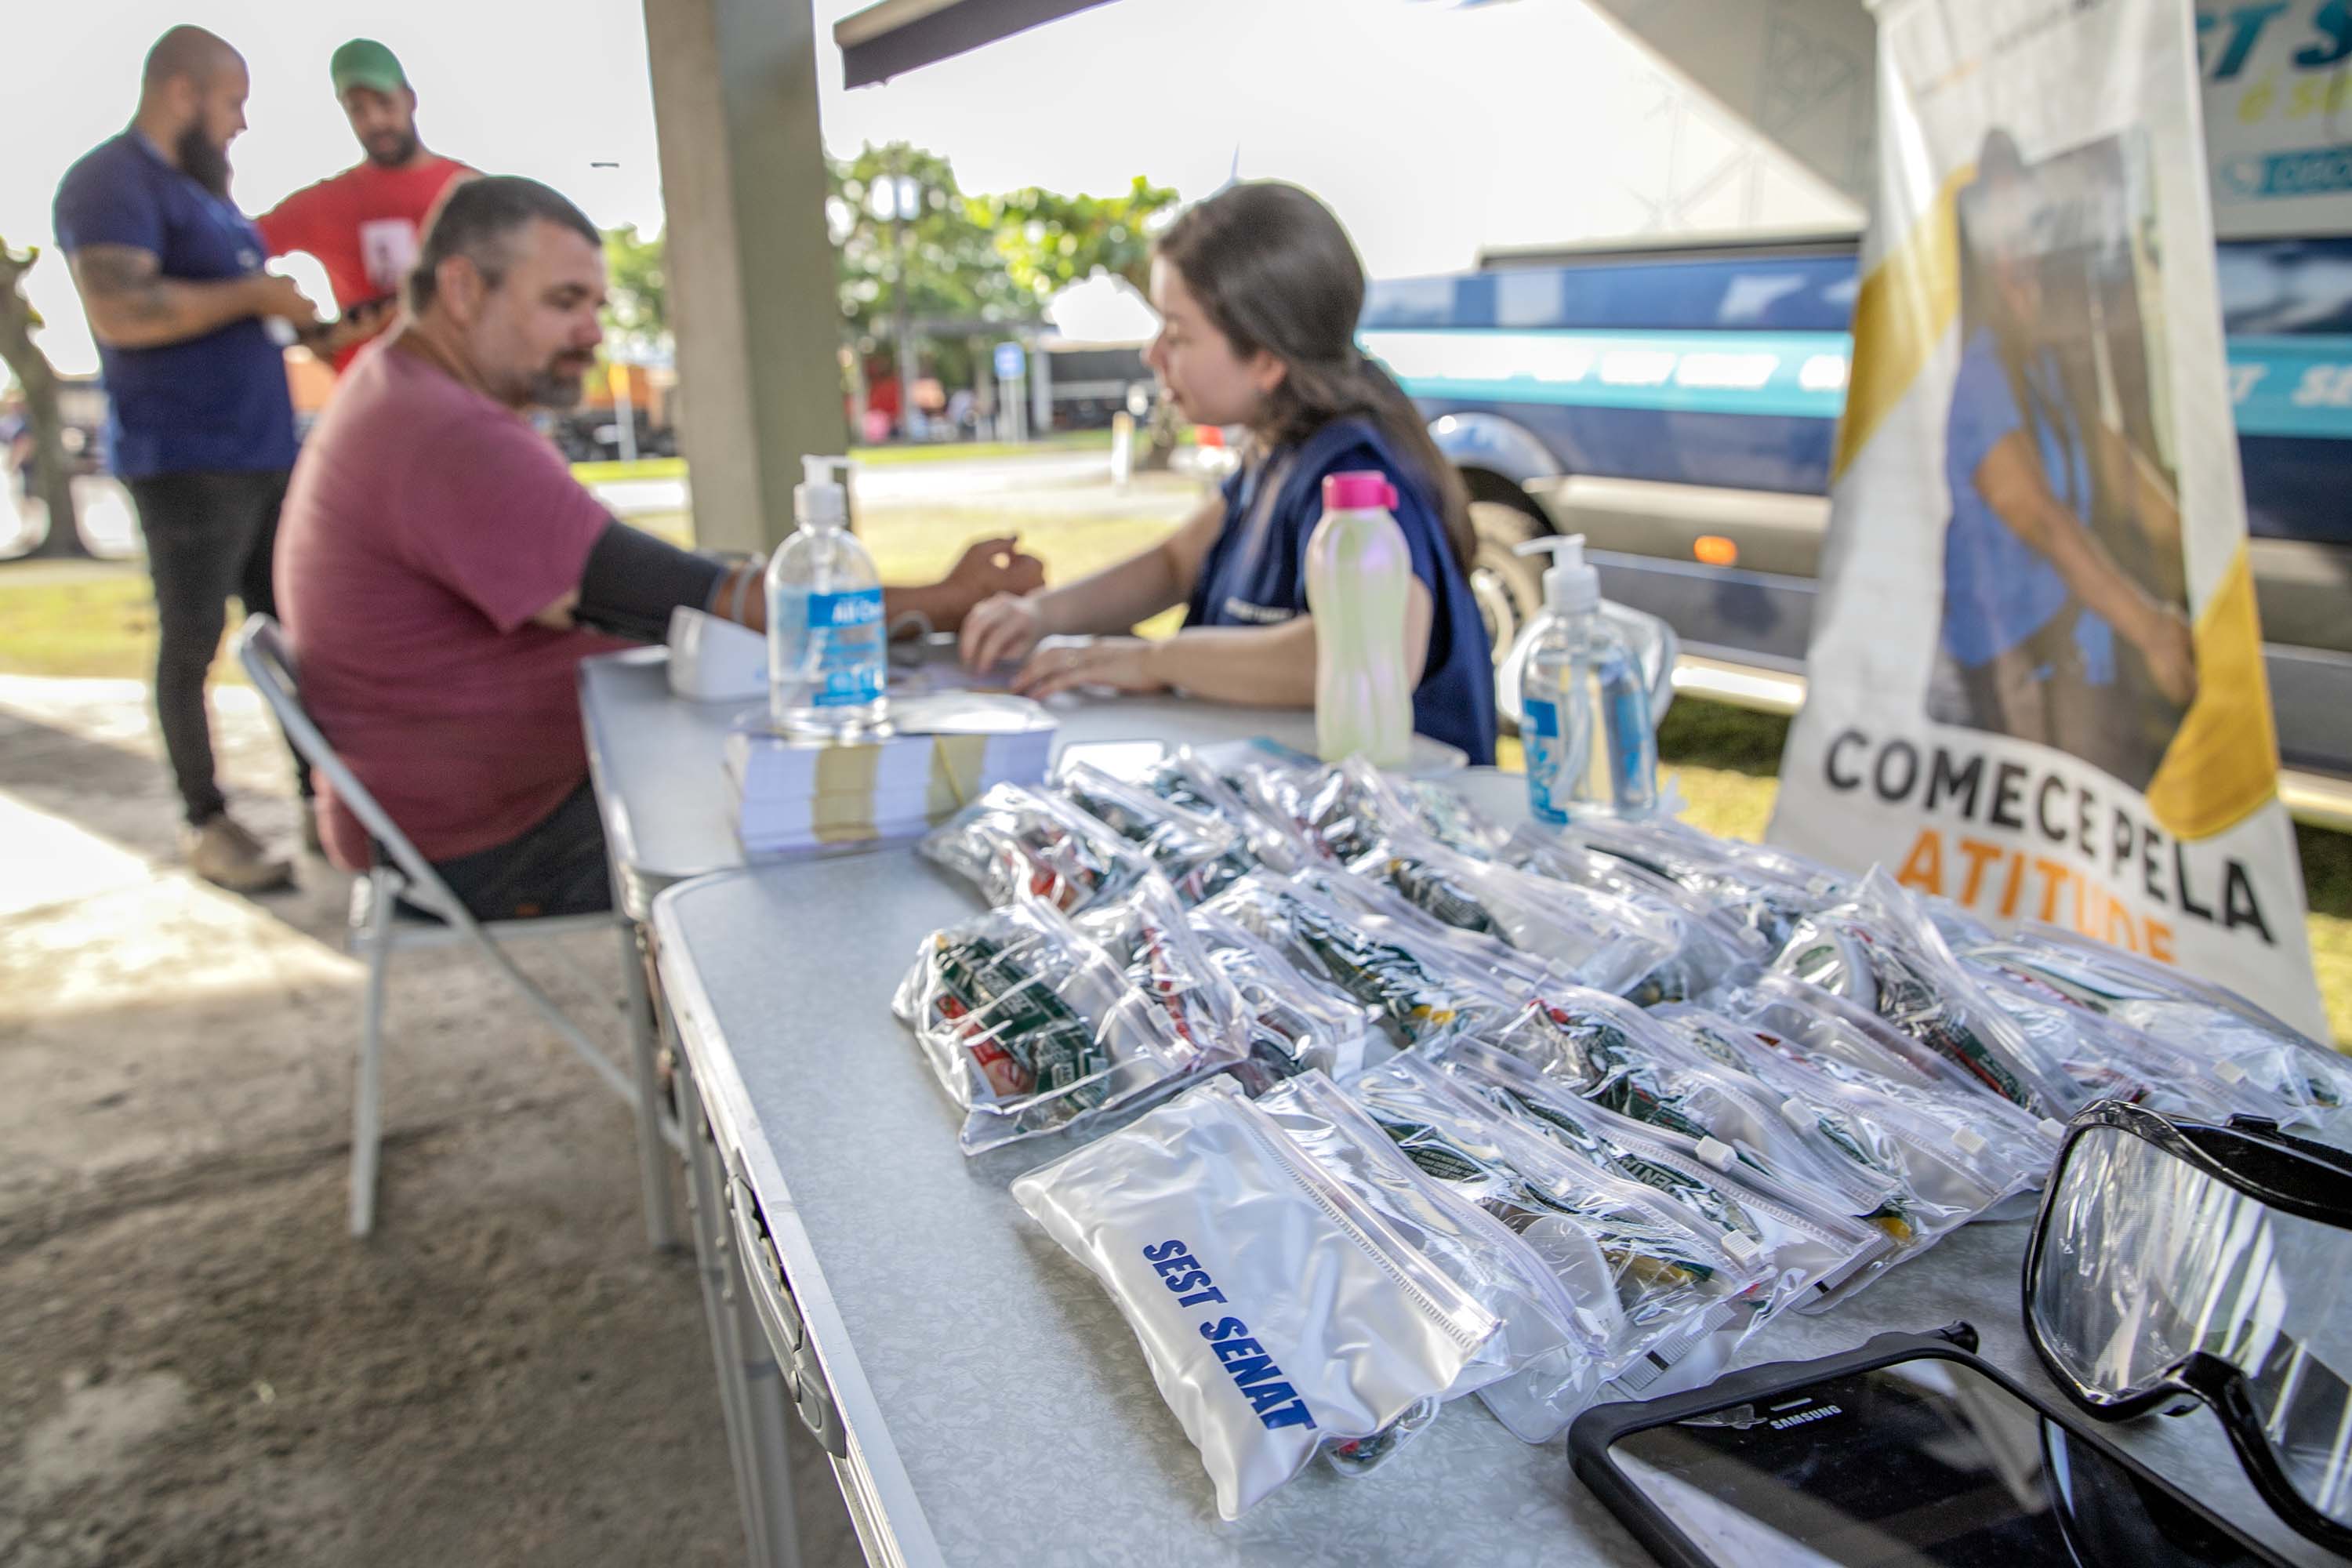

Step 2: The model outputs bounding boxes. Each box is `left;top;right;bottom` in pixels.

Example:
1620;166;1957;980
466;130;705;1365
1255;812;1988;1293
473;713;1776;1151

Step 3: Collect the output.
1007;637;1169;700
960;590;1050;672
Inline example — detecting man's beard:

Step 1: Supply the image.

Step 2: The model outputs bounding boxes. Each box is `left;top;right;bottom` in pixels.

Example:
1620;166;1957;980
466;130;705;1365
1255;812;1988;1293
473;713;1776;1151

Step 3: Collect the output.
363;129;420;169
528;355;593;409
175;123;232;199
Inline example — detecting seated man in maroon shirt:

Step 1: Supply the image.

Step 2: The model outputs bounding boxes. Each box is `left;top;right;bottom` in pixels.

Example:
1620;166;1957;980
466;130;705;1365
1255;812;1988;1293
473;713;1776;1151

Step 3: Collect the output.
276;175;1040;919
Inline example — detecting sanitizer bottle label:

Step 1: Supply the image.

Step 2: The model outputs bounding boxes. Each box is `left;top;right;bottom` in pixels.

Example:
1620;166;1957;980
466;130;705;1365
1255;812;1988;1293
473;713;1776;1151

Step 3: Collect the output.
1523;695;1567;824
800;587;885;706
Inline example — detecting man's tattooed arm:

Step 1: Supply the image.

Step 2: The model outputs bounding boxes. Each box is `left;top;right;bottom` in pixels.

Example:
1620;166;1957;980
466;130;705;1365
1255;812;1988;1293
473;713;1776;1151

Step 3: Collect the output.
68;245;317;350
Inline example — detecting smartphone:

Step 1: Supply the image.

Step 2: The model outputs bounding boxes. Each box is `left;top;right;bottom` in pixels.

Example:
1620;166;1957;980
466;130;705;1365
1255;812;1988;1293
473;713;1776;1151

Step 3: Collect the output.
1571;1328;2290;1568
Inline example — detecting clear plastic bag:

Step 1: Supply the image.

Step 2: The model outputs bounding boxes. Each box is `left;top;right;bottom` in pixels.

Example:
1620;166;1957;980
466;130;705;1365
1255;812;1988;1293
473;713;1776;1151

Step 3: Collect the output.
1255;1071;1604;1443
1700;969;2065;1172
1351;829;1690;1000
1344;1053;1769;1398
1501;822;1767;1004
1653;1003;2042;1243
1010;1076;1501;1519
1187;906;1374;1091
1294;864;1565;998
1769;870;2090;1117
1209;744;1503;865
1086;880;1258;1076
1051;759;1255;905
1446;990;1913;1235
1556;816;1848;949
891;890;1241;1153
1136;747;1315;871
920;782;1155;914
1956;924;2352;1128
1432;1035;1895;1316
1200;870;1534;1051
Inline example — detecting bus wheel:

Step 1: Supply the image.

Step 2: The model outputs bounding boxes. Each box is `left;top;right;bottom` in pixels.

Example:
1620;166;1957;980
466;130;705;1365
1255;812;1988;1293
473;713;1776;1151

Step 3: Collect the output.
1468;492;1550;659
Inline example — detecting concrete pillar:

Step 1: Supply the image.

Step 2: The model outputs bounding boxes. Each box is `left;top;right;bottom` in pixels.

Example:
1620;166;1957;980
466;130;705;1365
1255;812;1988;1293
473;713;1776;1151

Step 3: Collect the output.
641;0;848;553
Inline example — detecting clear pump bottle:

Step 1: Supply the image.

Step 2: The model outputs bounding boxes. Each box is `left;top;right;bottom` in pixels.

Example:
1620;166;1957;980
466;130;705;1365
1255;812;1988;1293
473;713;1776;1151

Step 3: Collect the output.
767;456;887;738
1516;534;1658;823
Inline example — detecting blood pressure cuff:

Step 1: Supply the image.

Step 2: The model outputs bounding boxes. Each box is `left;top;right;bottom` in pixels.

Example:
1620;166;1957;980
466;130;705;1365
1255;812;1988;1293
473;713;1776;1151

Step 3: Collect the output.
573;519;729;642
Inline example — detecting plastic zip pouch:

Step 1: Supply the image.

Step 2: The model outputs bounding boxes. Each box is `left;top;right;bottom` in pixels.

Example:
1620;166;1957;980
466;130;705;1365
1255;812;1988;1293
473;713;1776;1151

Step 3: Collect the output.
920;781;1156;914
1353;829;1688;1000
1501;823;1766;1004
1650;1004;2036;1247
1187;907;1374;1091
1344;1054;1768;1392
1447;993;1913;1240
892;895;1232;1153
1769;871;2086;1118
1210;745;1501;866
1082;879;1254;1080
1432;1035;1895;1316
1293;865;1565;999
1011;1077;1501;1519
1200;871;1530;1051
1256;1071;1603;1442
1697;972;2065;1171
1557;816;1849;949
1967;961;2261;1125
1134;747;1312;867
1959;924;2352;1127
1051;759;1256;905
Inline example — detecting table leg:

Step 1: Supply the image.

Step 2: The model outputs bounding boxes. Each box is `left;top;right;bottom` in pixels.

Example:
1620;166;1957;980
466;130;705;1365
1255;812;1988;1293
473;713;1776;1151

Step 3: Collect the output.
719;1225;805;1568
673;1047;771;1567
618;913;681;1250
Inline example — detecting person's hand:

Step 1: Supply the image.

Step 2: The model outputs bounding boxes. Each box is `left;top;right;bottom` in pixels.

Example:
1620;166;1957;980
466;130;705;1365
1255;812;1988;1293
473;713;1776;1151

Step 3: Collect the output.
943;535;1044;617
1010;636;1169;700
249;272;323;325
2136;605;2198;709
304;302;395;360
960;590;1048;672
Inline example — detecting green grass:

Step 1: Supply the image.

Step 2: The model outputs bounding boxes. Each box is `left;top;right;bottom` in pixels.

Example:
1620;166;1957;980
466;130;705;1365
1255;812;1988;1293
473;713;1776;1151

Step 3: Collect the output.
568;456;688;485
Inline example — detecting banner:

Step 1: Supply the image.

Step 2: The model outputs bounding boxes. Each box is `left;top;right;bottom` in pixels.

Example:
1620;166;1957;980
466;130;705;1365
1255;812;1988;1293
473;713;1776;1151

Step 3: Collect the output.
2198;0;2352;239
1769;0;2330;1038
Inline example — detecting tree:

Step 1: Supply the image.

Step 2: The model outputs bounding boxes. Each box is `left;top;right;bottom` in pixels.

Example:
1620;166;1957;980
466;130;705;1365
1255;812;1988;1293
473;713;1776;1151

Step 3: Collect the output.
969;176;1181;306
601;223;669;358
0;238;88;560
827;142;1026;395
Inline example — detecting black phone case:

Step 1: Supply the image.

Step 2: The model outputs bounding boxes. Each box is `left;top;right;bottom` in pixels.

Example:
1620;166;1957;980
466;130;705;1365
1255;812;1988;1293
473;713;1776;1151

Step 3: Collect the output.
1566;1323;2292;1568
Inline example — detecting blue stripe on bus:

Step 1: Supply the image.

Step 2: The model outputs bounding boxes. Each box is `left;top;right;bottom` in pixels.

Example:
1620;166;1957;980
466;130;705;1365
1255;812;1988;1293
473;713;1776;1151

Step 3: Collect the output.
2227;336;2352;439
1368;328;2352;441
1365;329;1850;420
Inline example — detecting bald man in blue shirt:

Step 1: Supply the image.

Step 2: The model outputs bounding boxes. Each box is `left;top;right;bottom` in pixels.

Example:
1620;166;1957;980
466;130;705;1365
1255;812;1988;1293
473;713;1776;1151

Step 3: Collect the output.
55;25;339;890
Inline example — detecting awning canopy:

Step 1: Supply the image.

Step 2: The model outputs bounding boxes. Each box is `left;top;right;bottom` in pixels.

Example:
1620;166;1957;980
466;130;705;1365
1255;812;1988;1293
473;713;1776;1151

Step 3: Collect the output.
833;0;1120;89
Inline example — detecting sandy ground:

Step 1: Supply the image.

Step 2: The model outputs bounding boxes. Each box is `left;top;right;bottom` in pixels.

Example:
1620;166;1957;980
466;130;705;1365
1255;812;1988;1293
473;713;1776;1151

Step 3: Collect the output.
0;673;857;1566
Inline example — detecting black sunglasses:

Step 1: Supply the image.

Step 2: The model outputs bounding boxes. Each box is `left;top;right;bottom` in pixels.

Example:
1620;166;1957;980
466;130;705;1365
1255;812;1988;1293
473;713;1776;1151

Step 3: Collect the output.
2020;1099;2352;1557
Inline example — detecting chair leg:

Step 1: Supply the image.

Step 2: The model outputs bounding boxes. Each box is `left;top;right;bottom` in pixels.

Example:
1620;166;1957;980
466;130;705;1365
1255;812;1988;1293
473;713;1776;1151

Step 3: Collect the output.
351;873;395;1238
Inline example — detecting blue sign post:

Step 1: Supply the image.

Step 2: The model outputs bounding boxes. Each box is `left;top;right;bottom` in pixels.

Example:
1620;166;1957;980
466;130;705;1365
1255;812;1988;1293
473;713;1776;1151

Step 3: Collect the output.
993;341;1027;381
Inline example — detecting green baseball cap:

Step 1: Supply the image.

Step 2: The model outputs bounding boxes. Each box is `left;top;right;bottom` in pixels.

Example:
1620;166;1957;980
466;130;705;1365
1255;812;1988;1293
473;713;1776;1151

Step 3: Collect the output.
329;38;408;97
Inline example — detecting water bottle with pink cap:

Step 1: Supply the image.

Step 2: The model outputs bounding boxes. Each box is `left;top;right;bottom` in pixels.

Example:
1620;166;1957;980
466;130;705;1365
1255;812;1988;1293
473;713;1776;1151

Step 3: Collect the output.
1304;470;1414;768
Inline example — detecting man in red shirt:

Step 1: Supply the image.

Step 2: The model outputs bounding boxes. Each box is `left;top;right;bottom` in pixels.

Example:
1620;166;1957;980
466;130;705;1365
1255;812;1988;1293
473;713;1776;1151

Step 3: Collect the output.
256;40;471;372
276;176;1041;919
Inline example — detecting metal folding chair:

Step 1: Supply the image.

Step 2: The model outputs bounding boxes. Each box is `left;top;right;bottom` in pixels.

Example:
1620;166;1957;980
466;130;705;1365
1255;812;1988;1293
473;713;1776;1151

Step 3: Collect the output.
235;614;640;1236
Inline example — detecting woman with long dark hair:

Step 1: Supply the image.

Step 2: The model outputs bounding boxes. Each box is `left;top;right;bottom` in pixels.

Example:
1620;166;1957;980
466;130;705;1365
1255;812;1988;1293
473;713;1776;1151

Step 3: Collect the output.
959;180;1497;764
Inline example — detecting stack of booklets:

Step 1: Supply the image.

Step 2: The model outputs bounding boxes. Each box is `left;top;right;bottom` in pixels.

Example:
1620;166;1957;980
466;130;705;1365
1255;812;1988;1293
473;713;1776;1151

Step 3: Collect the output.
725;693;1057;856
